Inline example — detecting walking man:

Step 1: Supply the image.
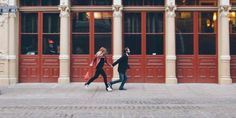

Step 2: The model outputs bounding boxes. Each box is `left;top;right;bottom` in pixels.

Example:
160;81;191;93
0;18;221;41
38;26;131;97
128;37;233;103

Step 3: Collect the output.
108;47;130;90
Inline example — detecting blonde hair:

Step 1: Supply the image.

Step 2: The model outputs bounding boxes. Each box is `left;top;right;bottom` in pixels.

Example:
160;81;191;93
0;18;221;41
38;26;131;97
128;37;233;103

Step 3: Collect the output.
96;47;107;57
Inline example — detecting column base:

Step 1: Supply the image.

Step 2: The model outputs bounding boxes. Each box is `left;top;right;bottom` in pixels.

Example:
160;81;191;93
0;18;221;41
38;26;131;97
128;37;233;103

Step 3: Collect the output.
0;78;9;86
58;77;70;84
166;77;177;84
9;78;17;85
219;77;232;84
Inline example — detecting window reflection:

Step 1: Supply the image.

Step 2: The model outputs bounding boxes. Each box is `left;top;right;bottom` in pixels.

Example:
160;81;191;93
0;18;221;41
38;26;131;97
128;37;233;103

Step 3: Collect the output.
72;34;89;54
124;34;141;55
72;12;89;32
199;12;217;33
123;0;164;6
176;0;217;6
43;35;60;55
146;35;163;55
21;13;38;33
124;13;141;33
43;13;60;33
146;12;163;33
94;34;112;54
21;35;38;55
20;0;59;6
72;0;112;5
94;12;112;33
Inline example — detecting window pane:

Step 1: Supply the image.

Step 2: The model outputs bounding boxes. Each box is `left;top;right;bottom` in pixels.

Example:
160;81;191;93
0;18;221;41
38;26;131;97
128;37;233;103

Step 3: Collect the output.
230;34;236;55
124;13;141;33
146;34;163;55
176;34;194;55
20;0;39;6
231;0;236;6
199;34;216;55
43;13;60;33
72;34;90;54
176;0;217;6
229;12;236;33
94;34;112;54
21;13;38;33
176;12;193;33
72;12;89;32
199;12;217;33
72;0;92;5
42;0;59;6
123;0;142;6
144;0;164;5
176;0;196;5
124;34;141;55
93;0;112;5
94;12;112;33
43;35;60;55
146;12;163;33
21;35;38;55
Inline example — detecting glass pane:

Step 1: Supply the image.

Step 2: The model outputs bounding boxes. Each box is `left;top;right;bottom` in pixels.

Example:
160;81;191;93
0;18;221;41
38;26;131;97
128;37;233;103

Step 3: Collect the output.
199;34;216;55
146;12;163;33
124;13;141;33
43;13;60;33
42;0;59;6
124;34;141;55
43;35;60;55
230;34;236;55
144;0;164;5
93;0;112;5
176;34;194;55
94;12;112;33
176;0;196;5
20;0;39;6
176;0;217;6
176;12;193;33
199;12;217;33
229;12;236;33
72;34;90;54
21;13;38;33
72;0;92;5
72;12;89;32
123;0;142;6
94;34;112;54
21;35;38;55
146;34;163;55
231;0;236;6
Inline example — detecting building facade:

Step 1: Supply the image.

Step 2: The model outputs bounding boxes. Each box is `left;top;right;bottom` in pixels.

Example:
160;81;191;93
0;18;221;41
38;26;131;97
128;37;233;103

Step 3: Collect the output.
0;0;235;85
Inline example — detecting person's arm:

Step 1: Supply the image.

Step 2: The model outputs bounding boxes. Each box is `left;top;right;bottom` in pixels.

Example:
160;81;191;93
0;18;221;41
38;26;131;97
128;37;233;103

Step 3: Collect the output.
89;57;97;67
112;56;124;67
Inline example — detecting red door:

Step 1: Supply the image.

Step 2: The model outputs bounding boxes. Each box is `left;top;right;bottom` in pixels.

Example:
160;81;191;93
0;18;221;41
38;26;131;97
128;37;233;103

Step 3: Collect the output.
123;12;165;83
19;12;60;83
176;12;218;83
230;11;236;83
71;12;113;82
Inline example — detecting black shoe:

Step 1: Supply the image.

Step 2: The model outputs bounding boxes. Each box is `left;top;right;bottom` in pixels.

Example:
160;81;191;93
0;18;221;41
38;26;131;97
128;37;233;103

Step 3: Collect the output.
107;82;113;89
119;88;127;90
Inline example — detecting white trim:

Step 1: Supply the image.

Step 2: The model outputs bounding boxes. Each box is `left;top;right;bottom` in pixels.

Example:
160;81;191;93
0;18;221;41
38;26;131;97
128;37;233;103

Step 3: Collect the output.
59;55;69;60
8;55;16;60
166;55;176;60
220;55;231;61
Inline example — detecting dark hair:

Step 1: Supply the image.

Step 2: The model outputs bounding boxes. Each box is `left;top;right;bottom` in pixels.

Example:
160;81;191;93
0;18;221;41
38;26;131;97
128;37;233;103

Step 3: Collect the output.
123;47;129;53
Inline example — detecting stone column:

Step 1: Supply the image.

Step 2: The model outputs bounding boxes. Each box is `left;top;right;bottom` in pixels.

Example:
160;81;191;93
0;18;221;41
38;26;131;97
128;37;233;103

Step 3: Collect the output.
58;0;70;84
218;0;232;84
8;0;18;85
112;0;123;81
165;0;177;84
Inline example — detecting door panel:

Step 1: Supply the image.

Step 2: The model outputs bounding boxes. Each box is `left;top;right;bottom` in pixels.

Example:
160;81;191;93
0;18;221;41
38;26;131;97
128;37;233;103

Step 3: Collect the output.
231;56;236;83
127;56;144;83
41;56;59;82
177;56;195;83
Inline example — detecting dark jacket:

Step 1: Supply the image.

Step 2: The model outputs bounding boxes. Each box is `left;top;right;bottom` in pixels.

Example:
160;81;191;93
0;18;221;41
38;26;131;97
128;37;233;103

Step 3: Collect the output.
112;54;129;73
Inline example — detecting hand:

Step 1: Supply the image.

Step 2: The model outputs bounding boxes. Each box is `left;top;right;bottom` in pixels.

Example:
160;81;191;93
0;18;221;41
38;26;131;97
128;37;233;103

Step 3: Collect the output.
89;63;93;67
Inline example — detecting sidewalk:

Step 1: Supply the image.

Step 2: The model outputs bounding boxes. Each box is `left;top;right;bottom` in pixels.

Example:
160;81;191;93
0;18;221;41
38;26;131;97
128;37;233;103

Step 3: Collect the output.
0;83;236;118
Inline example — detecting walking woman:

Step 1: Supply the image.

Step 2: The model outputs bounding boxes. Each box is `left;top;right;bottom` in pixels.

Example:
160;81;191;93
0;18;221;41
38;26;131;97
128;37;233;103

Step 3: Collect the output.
84;47;113;92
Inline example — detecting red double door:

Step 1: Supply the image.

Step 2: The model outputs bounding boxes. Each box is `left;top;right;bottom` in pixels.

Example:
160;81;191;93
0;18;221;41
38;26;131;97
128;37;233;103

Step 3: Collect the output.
176;12;218;83
19;12;60;82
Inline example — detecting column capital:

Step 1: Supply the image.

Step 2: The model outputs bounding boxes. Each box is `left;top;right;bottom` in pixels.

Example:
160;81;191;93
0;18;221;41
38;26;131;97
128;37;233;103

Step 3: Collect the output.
219;5;231;17
59;5;70;18
165;4;176;18
112;5;123;18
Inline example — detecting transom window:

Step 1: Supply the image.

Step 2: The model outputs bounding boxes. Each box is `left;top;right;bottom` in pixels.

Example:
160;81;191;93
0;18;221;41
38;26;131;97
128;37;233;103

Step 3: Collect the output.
20;0;59;6
176;0;217;6
72;0;112;6
123;0;164;6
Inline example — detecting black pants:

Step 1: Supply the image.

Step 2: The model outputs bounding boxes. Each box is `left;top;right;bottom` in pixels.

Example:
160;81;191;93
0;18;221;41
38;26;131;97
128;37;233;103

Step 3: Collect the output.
86;69;108;88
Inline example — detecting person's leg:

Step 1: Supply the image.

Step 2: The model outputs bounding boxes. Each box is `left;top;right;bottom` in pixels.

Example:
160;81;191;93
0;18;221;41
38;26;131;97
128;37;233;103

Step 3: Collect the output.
100;69;108;88
110;73;123;85
119;73;128;90
85;69;100;85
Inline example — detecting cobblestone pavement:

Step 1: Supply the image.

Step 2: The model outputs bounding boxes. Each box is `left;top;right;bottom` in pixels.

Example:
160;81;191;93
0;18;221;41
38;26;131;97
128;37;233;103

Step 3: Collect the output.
0;83;236;118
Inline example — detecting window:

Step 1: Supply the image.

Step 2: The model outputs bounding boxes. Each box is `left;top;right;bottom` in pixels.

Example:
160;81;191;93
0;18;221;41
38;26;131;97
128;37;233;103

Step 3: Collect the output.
229;11;236;55
123;0;164;6
198;12;217;55
176;0;217;6
20;0;59;6
176;12;194;55
43;13;60;55
94;12;112;54
146;12;164;55
231;0;236;6
72;0;112;6
124;13;141;55
21;13;38;55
